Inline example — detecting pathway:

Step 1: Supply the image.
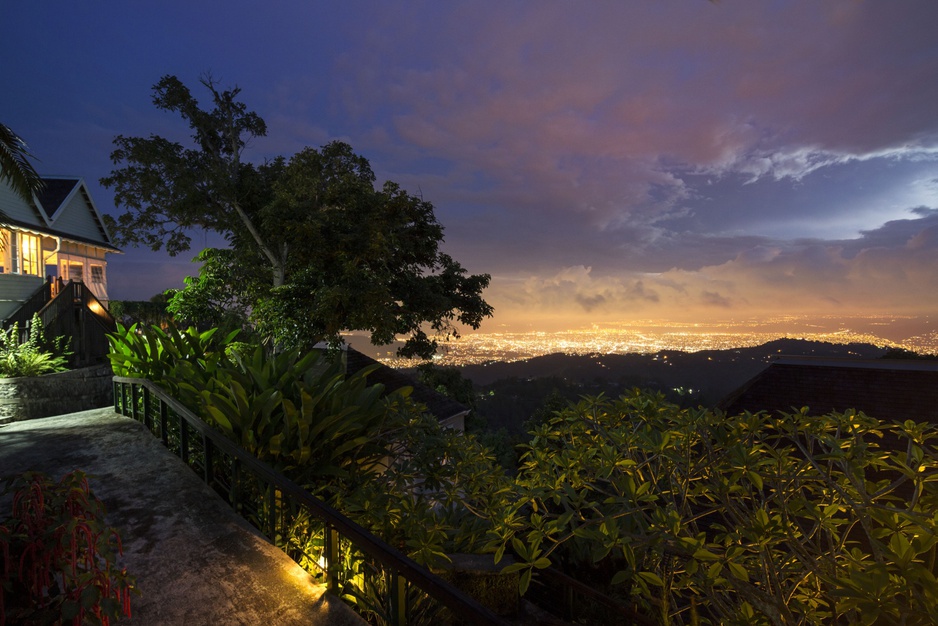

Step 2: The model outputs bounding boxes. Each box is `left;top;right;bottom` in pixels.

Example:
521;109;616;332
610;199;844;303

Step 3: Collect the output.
0;408;364;625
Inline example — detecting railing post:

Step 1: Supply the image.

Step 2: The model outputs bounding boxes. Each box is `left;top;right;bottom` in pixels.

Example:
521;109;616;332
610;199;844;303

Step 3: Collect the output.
267;485;278;543
564;580;574;620
180;413;189;464
130;383;139;421
390;572;407;626
142;386;152;430
326;526;340;595
203;435;214;486
230;458;241;512
159;400;169;445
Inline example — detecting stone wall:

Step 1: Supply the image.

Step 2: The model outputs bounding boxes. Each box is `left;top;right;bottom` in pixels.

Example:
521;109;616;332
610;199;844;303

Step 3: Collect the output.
0;365;113;425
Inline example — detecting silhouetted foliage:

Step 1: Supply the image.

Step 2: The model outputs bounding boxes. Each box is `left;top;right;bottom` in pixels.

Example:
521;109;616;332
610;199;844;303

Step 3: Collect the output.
109;293;175;328
102;75;492;358
881;347;938;360
0;122;43;205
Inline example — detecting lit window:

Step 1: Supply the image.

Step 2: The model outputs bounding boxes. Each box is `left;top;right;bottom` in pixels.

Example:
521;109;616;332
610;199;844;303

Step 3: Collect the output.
19;233;41;276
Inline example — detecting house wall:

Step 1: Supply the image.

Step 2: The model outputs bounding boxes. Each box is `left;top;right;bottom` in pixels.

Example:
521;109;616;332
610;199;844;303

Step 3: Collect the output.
0;184;43;227
0;273;43;320
51;187;109;243
58;241;109;303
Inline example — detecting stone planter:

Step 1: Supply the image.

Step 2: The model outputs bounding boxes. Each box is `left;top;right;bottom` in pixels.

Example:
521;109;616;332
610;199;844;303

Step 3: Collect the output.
0;364;113;426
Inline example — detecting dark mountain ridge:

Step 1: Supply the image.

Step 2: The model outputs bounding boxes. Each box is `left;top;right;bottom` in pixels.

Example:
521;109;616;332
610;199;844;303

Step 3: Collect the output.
460;339;890;436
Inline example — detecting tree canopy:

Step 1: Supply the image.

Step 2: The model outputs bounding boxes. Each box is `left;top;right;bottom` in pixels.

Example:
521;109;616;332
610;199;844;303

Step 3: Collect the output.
101;75;492;358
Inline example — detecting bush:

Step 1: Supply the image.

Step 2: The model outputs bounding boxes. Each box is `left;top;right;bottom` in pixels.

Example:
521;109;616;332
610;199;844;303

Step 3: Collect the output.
0;471;135;625
491;391;938;625
0;314;70;377
108;324;420;494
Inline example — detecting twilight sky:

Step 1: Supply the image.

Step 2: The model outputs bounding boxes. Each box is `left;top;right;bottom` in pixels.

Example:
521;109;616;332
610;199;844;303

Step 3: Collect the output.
4;1;938;333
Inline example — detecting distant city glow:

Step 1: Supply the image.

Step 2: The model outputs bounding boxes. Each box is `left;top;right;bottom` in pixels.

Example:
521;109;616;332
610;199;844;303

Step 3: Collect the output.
363;315;937;368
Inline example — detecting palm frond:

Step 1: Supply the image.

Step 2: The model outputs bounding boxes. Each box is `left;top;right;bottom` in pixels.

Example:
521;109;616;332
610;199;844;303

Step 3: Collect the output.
0;122;44;203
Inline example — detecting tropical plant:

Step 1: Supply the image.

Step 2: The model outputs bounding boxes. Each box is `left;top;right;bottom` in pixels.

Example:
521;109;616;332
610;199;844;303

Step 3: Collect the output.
0;471;135;625
487;391;938;625
0;122;43;205
0;314;71;377
108;323;419;493
187;346;416;491
106;322;233;383
339;410;510;563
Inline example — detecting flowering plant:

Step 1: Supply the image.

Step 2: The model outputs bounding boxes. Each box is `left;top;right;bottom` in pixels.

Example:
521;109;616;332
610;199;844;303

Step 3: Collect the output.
0;470;135;625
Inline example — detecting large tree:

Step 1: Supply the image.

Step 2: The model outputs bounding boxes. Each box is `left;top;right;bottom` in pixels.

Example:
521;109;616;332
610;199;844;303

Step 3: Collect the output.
101;75;492;357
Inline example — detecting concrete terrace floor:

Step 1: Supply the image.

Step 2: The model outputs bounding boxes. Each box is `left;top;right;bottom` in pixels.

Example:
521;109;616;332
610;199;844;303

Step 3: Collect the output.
0;408;365;626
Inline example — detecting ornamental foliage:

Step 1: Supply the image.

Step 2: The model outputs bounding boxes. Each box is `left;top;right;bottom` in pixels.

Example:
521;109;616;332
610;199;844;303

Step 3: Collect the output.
0;471;135;625
492;392;938;625
0;314;71;377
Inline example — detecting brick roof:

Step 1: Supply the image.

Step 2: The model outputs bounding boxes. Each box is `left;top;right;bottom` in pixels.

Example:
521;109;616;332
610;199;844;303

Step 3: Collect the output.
718;357;938;423
345;348;469;424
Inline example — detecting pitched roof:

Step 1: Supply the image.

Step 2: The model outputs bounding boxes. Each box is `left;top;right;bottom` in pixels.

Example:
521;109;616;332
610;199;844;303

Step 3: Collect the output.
34;177;81;221
1;176;120;252
718;356;938;423
345;347;470;424
3;215;122;253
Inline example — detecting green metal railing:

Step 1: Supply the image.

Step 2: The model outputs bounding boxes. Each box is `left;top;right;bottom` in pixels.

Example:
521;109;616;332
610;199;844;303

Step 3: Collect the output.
113;376;509;626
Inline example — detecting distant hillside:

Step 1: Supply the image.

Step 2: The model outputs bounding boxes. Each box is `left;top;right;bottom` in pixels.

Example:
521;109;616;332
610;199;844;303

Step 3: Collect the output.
462;339;888;436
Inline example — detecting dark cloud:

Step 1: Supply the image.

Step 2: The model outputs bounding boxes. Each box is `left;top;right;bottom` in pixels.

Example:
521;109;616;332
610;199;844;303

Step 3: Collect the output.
701;291;733;309
575;293;606;312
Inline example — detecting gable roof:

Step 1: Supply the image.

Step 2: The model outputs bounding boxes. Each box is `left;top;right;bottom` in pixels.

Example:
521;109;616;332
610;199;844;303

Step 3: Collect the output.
34;177;81;221
3;176;121;252
718;356;938;424
346;347;470;425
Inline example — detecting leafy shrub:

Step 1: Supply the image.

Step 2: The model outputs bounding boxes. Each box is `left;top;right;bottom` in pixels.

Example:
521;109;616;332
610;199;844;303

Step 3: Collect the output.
186;345;418;491
490;391;938;625
0;314;70;377
0;471;135;625
108;324;418;494
106;323;234;383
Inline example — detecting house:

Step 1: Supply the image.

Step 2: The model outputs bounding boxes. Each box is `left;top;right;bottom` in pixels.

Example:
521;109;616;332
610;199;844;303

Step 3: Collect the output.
718;356;938;424
0;176;119;365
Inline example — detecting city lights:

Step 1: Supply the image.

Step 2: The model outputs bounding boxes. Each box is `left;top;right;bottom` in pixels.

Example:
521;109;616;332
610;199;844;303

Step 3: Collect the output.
375;316;937;368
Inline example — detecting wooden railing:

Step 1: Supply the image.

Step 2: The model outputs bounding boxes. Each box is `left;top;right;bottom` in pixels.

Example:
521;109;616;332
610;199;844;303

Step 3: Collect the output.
3;280;115;366
3;280;53;336
112;376;509;626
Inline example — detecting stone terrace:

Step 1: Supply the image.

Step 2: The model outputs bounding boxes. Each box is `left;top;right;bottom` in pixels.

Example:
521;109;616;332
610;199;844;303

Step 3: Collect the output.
0;408;364;625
